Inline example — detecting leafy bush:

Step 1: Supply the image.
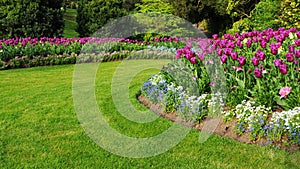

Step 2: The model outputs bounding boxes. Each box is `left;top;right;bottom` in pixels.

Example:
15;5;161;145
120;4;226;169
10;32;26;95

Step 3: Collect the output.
76;0;131;37
0;0;64;39
227;0;300;34
277;0;300;29
248;0;281;31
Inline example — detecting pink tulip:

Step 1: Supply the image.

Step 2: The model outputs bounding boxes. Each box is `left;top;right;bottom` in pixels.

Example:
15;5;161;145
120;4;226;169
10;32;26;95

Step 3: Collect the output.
190;57;196;64
279;87;291;99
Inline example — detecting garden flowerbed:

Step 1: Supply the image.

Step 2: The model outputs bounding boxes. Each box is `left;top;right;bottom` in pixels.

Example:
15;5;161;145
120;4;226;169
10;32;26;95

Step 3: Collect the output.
139;27;300;151
0;37;184;70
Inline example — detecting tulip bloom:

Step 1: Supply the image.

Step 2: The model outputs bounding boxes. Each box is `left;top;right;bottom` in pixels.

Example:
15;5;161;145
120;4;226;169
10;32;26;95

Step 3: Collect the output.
217;49;223;56
279;87;291;99
295;50;300;58
295;39;300;46
190;57;196;64
231;52;238;60
246;39;252;48
238;56;246;66
274;59;283;67
286;53;294;62
279;64;288;75
212;34;218;40
254;68;262;78
220;55;227;64
252;57;259;66
288;45;295;53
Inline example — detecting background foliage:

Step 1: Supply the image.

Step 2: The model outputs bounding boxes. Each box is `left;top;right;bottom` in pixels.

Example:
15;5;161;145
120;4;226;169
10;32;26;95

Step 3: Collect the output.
0;0;64;39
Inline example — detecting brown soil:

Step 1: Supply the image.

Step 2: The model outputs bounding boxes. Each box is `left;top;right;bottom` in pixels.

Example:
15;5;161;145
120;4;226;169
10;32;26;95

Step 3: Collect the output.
138;95;300;152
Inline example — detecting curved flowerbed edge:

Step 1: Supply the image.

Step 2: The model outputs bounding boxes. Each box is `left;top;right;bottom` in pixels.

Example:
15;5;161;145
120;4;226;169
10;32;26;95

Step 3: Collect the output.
137;94;300;152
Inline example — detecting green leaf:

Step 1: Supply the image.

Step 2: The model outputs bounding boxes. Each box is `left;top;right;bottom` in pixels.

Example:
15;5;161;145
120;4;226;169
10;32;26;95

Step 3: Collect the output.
273;96;291;110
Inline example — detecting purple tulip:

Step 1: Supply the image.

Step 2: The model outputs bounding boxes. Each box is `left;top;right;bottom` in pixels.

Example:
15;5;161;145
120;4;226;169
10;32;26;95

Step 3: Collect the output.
246;39;252;48
198;53;204;61
288;45;295;53
236;66;243;72
289;28;296;33
274;59;283;67
238;56;246;66
217;49;223;56
279;64;288;75
175;51;181;59
294;60;299;65
234;32;240;38
253;37;258;43
220;55;227;64
286;53;294;62
254;68;262;78
224;48;232;55
295;50;300;58
190;57;196;64
236;40;242;48
265;36;271;43
252;57;259;66
295;39;300;46
296;31;300;39
228;52;237;61
255;50;266;61
212;34;218;40
270;43;280;55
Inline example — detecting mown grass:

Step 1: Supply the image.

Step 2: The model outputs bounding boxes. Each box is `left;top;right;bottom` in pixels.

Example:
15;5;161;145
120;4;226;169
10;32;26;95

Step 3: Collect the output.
0;61;299;168
63;8;79;38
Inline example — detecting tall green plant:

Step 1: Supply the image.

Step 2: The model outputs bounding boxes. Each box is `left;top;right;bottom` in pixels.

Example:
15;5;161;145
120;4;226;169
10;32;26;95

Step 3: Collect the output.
0;0;64;39
277;0;300;29
76;0;133;37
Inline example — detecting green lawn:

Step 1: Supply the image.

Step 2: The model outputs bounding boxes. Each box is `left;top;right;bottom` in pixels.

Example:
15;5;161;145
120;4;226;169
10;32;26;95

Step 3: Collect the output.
63;8;79;38
0;61;299;168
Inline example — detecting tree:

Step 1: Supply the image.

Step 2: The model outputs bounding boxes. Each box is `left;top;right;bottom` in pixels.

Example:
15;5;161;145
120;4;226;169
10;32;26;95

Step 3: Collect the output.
0;0;64;39
76;0;136;37
135;0;174;14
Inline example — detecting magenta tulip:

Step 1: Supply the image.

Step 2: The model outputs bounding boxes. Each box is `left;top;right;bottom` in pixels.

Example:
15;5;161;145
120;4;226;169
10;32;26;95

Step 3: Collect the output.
252;57;259;66
279;64;288;75
286;53;294;62
220;55;227;64
238;56;246;66
246;39;252;48
190;57;196;64
295;39;300;46
231;52;238;60
295;50;300;58
274;59;283;67
254;68;262;78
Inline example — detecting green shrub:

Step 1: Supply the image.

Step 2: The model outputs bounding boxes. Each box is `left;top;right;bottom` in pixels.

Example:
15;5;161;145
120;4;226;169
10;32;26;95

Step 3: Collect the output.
227;0;281;33
76;0;131;37
0;0;64;39
277;0;300;29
